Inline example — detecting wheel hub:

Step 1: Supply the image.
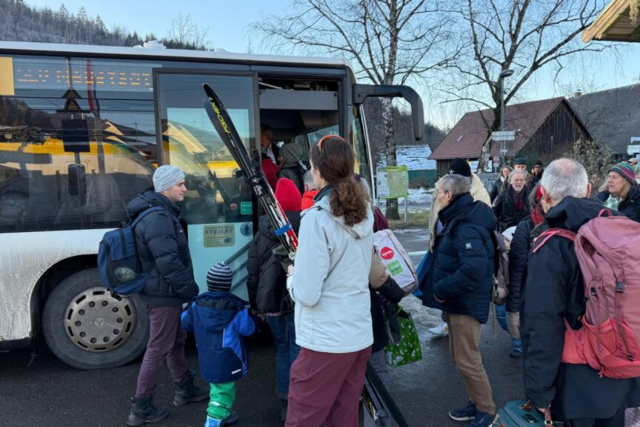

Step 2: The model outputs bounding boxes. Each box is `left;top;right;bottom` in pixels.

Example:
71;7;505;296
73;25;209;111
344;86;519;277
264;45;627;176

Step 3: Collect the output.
63;287;136;352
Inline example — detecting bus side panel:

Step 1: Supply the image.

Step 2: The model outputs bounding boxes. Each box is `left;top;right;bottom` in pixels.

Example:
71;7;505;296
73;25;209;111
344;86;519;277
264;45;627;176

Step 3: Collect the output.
0;229;104;342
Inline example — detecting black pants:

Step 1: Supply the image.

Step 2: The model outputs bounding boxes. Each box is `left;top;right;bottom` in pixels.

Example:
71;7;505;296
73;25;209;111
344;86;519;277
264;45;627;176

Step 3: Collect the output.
564;408;625;427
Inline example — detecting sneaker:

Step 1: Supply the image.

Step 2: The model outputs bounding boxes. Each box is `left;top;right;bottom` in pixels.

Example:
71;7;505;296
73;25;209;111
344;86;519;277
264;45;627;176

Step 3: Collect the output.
174;370;209;406
429;321;449;337
205;412;238;427
449;401;477;422
465;411;496;427
126;395;170;426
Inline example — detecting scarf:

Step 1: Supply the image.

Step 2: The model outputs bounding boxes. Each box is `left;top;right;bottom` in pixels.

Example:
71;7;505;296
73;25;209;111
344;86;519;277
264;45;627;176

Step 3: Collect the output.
603;194;622;211
511;187;525;211
531;204;545;226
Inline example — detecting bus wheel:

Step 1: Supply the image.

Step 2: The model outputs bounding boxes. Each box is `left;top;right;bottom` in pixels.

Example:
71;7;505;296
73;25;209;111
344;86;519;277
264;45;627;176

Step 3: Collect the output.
42;268;149;370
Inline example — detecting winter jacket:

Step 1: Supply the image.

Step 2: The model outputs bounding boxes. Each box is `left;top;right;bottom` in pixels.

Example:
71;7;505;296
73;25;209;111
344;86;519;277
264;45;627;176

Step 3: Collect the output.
247;212;301;314
489;177;507;203
596;185;640;222
301;190;318;210
287;186;374;353
127;190;199;306
181;291;260;384
429;174;491;251
522;196;640;420
493;186;530;232
261;154;279;190
506;216;535;313
422;193;496;324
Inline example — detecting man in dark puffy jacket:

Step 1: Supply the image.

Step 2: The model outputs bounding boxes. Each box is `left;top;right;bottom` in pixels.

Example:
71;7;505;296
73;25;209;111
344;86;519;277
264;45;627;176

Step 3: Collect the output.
523;158;640;426
126;165;207;427
422;174;497;427
247;178;302;422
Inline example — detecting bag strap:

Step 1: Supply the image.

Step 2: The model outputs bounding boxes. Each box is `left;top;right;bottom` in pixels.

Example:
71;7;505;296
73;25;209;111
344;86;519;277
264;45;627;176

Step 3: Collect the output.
131;206;164;229
532;228;576;254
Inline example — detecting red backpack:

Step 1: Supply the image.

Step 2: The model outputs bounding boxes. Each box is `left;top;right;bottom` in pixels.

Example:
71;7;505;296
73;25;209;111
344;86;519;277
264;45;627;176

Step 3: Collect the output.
533;210;640;379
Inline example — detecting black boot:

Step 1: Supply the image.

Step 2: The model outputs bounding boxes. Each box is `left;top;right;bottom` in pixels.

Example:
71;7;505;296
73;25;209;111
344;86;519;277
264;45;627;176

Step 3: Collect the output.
173;370;209;406
126;395;169;426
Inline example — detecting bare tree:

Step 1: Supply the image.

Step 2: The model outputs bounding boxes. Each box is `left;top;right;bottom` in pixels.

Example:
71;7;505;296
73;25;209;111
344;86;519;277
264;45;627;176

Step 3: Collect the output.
255;0;458;219
442;0;608;169
563;137;613;190
165;13;210;50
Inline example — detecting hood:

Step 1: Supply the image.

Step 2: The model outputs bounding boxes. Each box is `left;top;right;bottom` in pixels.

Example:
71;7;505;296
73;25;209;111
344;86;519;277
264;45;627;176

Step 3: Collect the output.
439;192;496;232
470;174;485;196
545;196;622;232
258;211;302;241
312;192;374;239
127;190;179;219
194;292;244;332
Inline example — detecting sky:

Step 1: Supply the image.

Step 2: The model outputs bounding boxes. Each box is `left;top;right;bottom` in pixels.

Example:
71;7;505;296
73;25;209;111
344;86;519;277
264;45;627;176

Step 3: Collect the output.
24;0;640;129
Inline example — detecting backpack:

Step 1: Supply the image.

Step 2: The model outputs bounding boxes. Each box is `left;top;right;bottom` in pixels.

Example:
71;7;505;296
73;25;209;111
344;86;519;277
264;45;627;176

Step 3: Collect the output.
533;210;640;379
373;229;418;295
97;207;163;295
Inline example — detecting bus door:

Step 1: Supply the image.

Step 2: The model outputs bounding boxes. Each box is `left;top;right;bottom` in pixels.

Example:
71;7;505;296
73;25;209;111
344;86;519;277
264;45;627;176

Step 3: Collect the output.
154;71;258;299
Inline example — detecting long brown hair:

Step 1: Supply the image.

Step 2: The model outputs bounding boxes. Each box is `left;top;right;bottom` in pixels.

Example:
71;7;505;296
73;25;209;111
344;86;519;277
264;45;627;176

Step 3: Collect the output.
311;135;368;227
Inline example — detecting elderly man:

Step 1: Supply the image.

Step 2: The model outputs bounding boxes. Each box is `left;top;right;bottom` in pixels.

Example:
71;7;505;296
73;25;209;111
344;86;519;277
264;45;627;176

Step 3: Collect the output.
422;174;497;427
523;158;640;427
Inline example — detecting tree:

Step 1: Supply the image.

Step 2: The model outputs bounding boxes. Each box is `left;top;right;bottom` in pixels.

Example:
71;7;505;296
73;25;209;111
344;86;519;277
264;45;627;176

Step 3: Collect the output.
443;0;608;170
563;138;612;190
57;3;69;21
77;6;89;25
165;13;210;50
95;15;107;35
255;0;459;219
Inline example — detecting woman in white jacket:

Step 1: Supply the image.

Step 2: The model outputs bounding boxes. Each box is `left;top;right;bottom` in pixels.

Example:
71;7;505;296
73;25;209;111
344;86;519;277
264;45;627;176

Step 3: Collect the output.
285;135;374;427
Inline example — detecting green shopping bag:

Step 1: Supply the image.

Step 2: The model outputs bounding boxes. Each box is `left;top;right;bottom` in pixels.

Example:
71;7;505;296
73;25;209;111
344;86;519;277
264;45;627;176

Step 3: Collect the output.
385;306;422;367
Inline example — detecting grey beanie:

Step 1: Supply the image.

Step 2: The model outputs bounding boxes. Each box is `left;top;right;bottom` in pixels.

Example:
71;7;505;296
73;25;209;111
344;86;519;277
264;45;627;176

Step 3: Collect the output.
153;165;185;193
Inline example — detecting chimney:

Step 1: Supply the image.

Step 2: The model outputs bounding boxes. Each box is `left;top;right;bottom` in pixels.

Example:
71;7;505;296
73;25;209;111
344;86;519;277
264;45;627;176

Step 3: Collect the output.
574;89;582;98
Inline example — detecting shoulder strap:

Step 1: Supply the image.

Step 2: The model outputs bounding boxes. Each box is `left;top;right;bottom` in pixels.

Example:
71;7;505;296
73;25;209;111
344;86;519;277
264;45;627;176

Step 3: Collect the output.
532;228;576;254
131;206;165;229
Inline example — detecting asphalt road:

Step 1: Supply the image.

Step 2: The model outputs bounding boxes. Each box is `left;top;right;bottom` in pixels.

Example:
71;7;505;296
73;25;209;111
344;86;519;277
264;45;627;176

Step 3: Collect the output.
0;229;524;427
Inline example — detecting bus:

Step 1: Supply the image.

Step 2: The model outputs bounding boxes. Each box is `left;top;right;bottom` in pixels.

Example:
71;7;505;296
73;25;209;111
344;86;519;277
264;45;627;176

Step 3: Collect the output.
0;41;424;369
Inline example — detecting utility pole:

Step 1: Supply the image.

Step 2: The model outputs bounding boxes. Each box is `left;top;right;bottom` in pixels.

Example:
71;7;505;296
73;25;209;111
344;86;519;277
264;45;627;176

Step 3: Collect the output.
498;69;514;167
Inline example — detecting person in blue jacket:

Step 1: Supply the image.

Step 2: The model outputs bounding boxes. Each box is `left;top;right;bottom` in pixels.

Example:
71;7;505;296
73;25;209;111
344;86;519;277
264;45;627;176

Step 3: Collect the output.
182;262;262;427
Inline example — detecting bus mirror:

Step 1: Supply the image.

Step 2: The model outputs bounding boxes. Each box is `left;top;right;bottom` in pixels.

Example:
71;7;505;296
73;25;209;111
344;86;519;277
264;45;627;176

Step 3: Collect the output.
68;163;87;198
352;84;424;141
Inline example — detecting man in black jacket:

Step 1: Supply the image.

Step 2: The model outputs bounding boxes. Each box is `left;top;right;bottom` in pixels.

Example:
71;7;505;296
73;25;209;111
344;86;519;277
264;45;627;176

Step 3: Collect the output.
126;165;207;427
523;158;640;426
422;174;497;427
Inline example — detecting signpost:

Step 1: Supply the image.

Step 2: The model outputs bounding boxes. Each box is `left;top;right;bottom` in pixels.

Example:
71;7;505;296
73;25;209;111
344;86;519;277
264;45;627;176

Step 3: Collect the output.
492;131;516;167
376;166;409;223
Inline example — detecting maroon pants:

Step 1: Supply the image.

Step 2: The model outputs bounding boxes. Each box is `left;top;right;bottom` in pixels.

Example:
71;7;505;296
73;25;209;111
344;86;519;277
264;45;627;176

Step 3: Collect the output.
286;346;372;427
135;305;190;398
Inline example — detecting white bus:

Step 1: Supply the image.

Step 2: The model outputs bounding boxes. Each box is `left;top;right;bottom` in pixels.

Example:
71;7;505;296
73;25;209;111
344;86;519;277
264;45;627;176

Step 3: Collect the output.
0;41;423;369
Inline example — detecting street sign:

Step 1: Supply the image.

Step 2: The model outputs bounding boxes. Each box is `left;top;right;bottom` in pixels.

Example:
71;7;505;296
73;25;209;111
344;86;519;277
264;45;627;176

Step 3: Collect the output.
493;155;499;164
492;131;516;141
500;148;507;155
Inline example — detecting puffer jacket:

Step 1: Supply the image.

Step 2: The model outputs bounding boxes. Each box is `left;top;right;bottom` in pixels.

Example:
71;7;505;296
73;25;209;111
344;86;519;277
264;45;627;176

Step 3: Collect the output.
493;186;530;232
429;174;491;251
247;211;301;314
181;291;260;384
523;196;640;420
596;185;640;222
287;186;374;353
506;216;535;313
422;193;496;324
127;190;199;306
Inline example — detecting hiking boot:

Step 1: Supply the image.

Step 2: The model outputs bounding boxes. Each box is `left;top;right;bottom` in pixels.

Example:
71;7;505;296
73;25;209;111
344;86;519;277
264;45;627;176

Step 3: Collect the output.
449;401;478;422
465;411;496;427
428;321;449;337
205;412;238;427
126;395;170;426
174;370;209;406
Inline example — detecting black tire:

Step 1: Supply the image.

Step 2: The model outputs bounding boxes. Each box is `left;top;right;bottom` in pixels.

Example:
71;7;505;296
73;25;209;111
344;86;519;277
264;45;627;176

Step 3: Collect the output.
42;268;149;370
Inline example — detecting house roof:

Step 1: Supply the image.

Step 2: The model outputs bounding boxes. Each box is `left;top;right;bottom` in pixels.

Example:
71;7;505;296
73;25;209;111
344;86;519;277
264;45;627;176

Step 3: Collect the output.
569;84;640;155
582;0;640;43
430;97;566;160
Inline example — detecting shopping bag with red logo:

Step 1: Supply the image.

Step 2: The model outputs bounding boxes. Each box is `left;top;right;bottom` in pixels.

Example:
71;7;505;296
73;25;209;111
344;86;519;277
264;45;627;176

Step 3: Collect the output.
373;230;418;295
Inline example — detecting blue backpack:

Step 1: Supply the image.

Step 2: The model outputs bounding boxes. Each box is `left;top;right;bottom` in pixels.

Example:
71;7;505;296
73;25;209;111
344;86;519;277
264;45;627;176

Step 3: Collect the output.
98;207;163;295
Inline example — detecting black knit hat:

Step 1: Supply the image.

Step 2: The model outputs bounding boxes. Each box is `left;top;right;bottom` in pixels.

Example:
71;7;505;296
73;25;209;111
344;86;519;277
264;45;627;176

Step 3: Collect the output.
534;160;543;167
449;158;471;177
515;158;527;166
207;262;233;292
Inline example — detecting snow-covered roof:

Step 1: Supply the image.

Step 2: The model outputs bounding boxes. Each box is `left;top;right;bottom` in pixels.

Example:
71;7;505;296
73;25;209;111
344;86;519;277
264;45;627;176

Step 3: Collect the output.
0;41;354;72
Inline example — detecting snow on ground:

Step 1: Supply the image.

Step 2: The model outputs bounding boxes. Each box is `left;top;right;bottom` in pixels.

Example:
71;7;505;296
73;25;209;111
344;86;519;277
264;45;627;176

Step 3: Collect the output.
377;188;433;208
376;145;436;171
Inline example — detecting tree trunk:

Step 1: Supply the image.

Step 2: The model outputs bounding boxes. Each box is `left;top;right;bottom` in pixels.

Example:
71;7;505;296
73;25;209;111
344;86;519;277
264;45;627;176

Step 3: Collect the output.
476;108;502;172
382;98;400;220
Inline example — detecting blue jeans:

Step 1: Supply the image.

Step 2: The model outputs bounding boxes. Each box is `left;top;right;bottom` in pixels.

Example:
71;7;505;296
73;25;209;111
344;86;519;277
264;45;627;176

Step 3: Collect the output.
267;312;300;398
495;304;522;354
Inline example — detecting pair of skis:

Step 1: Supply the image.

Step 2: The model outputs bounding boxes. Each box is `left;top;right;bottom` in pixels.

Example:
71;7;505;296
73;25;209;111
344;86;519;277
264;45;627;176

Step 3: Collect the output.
202;84;407;427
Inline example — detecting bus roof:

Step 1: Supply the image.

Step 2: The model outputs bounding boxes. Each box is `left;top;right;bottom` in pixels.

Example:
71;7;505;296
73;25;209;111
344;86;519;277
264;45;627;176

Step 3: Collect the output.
0;41;355;72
